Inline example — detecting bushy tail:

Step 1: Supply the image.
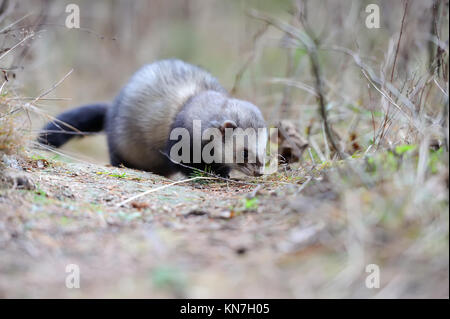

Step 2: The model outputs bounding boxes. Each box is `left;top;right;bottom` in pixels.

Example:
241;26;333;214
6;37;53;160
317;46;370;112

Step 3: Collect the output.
38;103;109;148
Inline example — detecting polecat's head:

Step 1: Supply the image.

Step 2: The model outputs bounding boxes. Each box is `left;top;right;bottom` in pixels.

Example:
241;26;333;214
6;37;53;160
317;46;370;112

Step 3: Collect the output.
177;91;268;176
218;99;268;177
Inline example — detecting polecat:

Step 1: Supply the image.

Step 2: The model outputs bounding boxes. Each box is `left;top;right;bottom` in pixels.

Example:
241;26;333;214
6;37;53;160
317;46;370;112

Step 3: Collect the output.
39;59;267;178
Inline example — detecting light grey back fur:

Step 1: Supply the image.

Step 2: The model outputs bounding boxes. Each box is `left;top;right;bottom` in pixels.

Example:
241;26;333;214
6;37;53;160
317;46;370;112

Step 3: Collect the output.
106;59;226;173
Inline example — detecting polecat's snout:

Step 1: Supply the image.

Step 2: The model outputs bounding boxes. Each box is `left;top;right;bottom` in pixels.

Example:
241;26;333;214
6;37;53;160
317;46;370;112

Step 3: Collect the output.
235;161;265;177
246;165;264;177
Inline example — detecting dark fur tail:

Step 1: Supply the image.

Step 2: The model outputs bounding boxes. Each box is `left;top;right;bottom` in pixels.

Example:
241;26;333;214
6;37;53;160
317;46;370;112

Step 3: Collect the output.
38;103;109;148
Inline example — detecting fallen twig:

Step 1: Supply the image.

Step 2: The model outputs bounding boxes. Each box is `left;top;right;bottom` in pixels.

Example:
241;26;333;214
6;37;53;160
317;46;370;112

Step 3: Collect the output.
116;176;216;207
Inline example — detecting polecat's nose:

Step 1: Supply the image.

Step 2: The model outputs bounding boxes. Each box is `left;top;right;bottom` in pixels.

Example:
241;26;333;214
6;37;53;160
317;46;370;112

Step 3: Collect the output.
252;169;263;177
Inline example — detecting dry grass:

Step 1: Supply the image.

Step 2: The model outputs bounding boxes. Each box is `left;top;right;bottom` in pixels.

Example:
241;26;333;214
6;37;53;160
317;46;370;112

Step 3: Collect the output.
0;0;448;298
0;106;28;156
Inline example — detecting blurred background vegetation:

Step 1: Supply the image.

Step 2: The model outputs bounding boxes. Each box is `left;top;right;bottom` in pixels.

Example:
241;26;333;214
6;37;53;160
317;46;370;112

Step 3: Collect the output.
3;0;294;162
2;0;447;164
0;0;449;298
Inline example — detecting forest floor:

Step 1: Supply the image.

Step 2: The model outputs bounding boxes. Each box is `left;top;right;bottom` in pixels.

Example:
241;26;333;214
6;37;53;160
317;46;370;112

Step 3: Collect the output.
0;147;448;298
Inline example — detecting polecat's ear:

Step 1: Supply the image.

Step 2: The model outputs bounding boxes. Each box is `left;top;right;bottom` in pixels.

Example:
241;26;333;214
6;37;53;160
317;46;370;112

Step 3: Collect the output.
220;120;237;135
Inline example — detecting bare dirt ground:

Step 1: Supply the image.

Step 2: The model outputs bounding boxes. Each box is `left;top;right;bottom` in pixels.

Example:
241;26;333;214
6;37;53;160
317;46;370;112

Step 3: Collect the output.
0;148;448;298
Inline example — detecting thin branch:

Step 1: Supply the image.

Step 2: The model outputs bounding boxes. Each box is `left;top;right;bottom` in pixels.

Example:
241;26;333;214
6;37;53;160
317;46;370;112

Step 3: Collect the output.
0;30;39;60
309;48;344;159
7;97;71;101
30;141;96;165
116;176;216;207
390;0;409;82
0;13;33;34
33;130;100;136
32;69;73;104
268;78;318;97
